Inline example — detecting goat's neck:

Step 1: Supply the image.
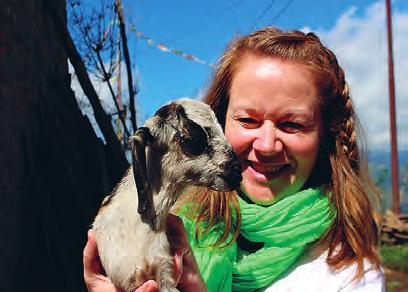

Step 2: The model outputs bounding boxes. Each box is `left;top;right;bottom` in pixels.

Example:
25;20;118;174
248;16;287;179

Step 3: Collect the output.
144;147;184;231
151;182;184;231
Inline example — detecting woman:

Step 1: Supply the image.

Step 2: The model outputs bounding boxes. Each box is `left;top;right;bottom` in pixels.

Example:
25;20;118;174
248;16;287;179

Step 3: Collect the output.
84;27;384;291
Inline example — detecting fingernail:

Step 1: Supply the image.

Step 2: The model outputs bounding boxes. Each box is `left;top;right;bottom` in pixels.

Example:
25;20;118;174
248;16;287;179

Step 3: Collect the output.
175;250;183;259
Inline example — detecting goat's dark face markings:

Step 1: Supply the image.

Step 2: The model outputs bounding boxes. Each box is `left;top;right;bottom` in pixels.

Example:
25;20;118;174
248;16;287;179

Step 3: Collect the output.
155;102;210;157
153;102;181;119
175;121;208;157
148;99;243;192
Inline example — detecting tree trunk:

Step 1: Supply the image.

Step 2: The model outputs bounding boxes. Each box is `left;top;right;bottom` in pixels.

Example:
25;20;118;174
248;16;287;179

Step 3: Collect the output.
0;1;128;291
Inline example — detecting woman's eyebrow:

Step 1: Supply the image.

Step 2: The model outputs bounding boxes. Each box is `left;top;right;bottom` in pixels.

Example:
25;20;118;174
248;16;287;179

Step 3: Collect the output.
231;107;259;115
231;108;316;120
281;110;315;119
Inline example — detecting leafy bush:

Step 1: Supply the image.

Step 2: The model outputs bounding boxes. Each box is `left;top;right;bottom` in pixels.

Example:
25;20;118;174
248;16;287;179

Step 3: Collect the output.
380;244;408;272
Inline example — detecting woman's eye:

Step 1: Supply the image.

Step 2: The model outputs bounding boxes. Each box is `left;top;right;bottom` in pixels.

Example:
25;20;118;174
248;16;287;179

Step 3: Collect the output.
280;122;304;132
237;118;261;128
230;114;261;129
238;118;258;124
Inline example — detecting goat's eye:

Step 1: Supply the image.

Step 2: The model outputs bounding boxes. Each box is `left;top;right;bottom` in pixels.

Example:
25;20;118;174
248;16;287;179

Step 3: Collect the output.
175;122;208;156
178;135;207;156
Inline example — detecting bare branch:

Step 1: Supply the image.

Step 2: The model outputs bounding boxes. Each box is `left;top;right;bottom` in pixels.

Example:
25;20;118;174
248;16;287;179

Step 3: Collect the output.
115;0;137;132
45;0;127;169
95;49;131;137
67;0;130;143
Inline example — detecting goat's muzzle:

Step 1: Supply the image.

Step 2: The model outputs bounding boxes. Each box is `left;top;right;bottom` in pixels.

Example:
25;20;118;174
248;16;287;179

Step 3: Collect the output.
218;153;242;191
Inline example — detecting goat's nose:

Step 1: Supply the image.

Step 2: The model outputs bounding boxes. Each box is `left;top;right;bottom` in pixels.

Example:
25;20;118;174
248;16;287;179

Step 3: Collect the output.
228;157;242;175
222;152;242;180
218;152;242;190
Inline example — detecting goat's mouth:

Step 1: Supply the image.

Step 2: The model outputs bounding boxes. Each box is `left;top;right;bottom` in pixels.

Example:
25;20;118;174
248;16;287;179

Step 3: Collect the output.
215;172;242;191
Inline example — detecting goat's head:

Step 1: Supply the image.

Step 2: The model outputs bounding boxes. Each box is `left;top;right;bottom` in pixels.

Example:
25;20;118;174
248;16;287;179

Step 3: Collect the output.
130;98;242;217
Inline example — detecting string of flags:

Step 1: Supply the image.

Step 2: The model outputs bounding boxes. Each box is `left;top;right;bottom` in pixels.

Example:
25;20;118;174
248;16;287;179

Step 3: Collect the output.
128;25;214;68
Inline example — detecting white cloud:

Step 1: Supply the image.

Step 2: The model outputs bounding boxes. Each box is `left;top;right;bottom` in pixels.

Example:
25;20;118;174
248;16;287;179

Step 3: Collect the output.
316;1;408;150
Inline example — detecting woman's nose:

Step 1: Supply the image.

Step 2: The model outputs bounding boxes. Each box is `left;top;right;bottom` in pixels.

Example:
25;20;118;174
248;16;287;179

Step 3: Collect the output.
252;122;283;155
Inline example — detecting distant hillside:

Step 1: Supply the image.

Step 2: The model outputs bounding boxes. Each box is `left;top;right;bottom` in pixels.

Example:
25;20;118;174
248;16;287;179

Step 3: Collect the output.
368;149;408;213
368;149;408;166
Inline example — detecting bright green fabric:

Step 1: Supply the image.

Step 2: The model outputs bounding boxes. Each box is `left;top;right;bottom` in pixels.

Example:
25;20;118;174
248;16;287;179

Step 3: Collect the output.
179;214;236;292
178;187;335;291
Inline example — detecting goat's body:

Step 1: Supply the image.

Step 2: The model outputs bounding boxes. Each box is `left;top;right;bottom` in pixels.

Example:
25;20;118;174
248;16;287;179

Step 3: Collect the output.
94;169;176;292
92;99;242;291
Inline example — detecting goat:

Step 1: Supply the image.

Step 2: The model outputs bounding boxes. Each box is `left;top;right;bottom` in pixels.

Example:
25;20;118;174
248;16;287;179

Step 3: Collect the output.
92;98;242;292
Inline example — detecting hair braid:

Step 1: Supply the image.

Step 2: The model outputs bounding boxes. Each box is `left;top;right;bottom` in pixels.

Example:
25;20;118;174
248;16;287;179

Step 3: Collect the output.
336;82;360;173
323;64;380;278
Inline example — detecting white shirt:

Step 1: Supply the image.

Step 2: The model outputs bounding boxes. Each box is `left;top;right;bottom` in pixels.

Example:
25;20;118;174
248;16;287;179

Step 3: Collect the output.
265;250;385;292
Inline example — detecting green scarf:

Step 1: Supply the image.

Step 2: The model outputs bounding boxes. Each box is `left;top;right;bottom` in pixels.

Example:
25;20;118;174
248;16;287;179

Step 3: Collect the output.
178;187;335;292
233;187;334;290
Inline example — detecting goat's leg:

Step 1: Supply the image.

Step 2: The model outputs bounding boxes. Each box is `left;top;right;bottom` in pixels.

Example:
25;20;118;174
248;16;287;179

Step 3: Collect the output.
126;256;178;292
157;257;179;292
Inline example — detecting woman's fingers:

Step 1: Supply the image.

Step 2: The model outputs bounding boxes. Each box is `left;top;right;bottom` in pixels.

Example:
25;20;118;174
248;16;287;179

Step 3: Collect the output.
166;214;190;255
165;214;206;291
173;250;184;284
166;214;186;237
83;229;119;292
166;216;187;284
83;229;103;278
135;280;159;292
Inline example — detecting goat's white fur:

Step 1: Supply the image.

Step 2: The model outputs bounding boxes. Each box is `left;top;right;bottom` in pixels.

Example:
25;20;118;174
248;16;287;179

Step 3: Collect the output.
92;98;241;292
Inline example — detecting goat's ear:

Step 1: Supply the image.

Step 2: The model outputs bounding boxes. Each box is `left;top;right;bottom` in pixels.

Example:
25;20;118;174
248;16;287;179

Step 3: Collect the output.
175;106;208;156
129;127;154;215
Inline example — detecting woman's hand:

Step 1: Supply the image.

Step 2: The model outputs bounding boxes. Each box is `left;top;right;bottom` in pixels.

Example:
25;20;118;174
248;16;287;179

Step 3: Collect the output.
166;214;207;292
83;229;159;292
82;215;206;292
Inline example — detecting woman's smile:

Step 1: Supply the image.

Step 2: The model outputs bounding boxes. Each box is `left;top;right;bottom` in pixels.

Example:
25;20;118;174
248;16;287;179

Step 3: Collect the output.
246;161;292;181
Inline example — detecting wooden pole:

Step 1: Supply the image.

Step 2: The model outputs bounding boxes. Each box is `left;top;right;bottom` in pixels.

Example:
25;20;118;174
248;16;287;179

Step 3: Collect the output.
385;0;400;214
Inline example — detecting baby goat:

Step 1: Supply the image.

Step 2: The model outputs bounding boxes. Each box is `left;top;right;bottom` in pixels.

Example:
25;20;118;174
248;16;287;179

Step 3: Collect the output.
92;98;242;291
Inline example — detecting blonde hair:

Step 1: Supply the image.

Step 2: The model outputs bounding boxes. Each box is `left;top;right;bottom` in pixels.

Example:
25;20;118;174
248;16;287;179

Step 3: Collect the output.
184;27;380;278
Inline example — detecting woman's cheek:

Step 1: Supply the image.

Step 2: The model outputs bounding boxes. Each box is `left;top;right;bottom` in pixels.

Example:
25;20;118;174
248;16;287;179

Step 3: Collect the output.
289;133;321;173
225;126;252;155
290;132;320;154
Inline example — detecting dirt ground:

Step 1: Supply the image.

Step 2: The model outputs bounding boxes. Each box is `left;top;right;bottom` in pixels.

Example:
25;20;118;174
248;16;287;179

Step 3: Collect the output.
384;267;408;292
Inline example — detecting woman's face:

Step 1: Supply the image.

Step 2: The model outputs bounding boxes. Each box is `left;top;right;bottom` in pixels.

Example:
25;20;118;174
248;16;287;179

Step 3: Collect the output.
225;54;323;203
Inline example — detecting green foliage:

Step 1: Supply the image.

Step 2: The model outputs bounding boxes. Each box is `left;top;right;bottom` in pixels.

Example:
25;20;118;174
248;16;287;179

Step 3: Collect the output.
386;280;404;292
380;244;408;272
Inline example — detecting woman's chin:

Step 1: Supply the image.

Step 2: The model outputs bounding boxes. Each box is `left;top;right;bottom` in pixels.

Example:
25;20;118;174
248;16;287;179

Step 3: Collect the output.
240;180;279;202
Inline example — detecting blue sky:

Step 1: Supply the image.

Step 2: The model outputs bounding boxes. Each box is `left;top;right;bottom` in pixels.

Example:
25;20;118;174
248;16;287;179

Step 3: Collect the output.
124;0;387;114
70;0;408;151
